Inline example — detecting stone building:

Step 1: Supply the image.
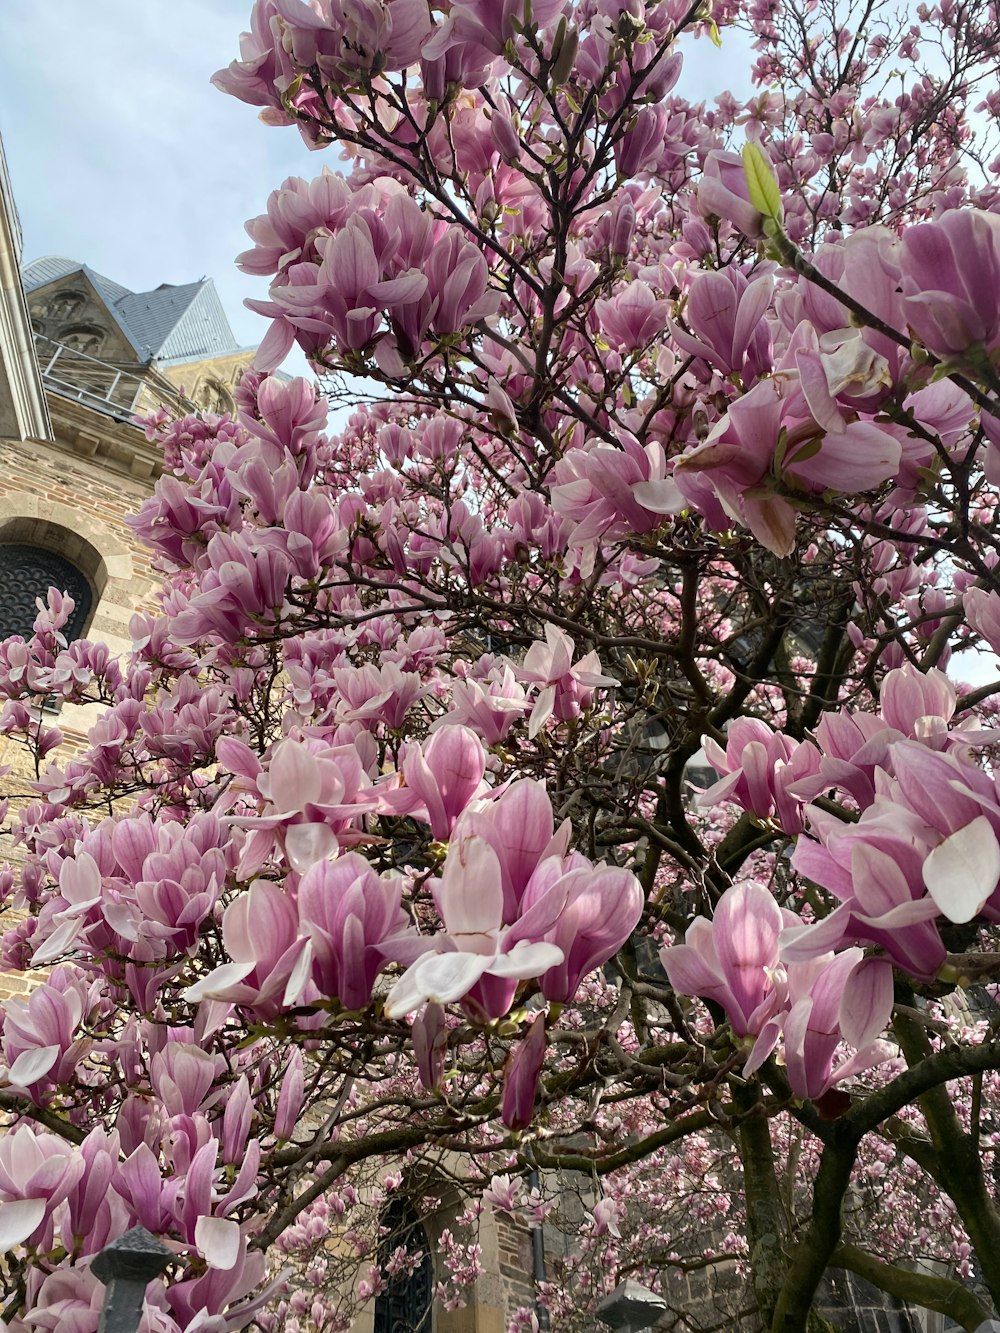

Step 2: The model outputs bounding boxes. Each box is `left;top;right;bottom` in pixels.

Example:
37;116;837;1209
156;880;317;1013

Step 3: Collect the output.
0;145;254;673
10;250;253;695
0;132;254;988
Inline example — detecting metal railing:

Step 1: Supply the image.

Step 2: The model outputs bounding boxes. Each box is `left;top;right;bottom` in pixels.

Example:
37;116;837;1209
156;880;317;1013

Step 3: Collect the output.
33;334;193;424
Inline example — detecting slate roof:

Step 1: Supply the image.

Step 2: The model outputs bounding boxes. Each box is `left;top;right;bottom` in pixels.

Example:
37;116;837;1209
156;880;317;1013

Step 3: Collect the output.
21;257;241;365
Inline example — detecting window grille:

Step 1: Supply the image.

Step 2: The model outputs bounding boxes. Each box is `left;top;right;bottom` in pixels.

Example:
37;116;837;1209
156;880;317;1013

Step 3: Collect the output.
0;545;92;643
373;1198;433;1333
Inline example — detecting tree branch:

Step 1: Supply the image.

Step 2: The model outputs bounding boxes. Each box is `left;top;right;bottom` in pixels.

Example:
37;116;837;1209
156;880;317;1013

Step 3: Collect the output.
832;1243;991;1332
769;1132;858;1333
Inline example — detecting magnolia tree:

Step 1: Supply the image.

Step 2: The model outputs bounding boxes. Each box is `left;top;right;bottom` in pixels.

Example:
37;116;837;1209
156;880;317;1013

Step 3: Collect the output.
3;0;1000;1331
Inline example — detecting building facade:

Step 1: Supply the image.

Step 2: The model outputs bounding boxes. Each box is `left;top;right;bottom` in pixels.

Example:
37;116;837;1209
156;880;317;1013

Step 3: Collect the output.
0;134;255;993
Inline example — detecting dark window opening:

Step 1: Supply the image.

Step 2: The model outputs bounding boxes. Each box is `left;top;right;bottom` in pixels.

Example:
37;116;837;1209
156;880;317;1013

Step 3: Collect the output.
0;545;93;643
373;1198;433;1333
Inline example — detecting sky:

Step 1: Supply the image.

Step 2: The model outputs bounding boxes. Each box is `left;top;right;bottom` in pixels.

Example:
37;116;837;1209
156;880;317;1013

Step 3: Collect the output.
0;1;753;369
0;1;321;364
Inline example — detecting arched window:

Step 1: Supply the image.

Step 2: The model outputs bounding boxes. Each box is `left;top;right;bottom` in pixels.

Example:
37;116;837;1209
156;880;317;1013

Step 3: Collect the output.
194;378;235;415
0;545;93;642
60;325;106;356
373;1198;433;1333
49;290;86;322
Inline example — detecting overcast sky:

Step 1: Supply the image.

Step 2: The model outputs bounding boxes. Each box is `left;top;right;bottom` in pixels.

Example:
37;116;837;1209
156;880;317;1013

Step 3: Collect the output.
0;0;320;360
0;2;752;365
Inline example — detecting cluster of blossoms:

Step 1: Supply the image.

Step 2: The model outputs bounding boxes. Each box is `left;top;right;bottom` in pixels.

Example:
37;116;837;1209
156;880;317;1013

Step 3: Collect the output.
663;879;895;1100
690;665;1000;982
4;0;1000;1329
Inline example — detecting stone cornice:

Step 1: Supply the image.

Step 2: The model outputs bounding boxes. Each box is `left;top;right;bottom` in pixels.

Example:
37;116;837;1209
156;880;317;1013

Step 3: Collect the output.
47;394;163;481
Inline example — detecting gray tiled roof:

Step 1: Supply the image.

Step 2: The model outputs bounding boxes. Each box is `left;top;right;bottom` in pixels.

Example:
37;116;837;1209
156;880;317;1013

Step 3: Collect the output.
24;257;131;308
21;257;240;364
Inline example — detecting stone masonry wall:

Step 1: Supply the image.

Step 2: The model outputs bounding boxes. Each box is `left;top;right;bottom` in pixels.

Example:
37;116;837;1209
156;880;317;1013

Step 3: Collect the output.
0;428;159;998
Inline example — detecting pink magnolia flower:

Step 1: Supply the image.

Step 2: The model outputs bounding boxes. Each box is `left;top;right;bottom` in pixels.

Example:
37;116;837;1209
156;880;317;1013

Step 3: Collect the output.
616;102;682;175
182;879;309;1018
149;1042;221;1119
672;269;773;382
328;662;426;730
900;209;1000;356
14;1266;105;1333
514;625;618;737
676;375;901;556
750;951;894;1100
786;329;891;440
307;219;387;351
457;777;571;921
964;586;1000;656
1;965;100;1098
878;663;960;749
212;0;299;113
789;803;947;978
594;281;670;352
701;719;820;835
664;885;895;1097
297;852;412;1009
893;748;1000;926
501;1014;548;1130
775;227;905;386
240;372;330;469
114;1143;172;1236
424;0;566;62
507;857;645;1003
281;0;433;78
780;381;903;495
787;707;895;809
423;228;501;335
236;168;356;278
661;881;789;1040
166;1231;268;1330
168;1136;260;1272
411;1001;449;1093
378;725;488;840
131;813;231;954
30;850;106;967
548;434;684;558
590;1197;623;1239
60;1129;131;1259
170;528;294;645
430;666;529;744
382;836;564;1019
790;736;1000;961
483;1173;522;1213
218;734;377;876
697;149;770;240
674;377;794;554
214;0;432;110
0;1124;85;1252
274;1048;305;1142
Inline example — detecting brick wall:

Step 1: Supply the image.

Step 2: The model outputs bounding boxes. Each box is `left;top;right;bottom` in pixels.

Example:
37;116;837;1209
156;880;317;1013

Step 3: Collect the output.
0;433;156;583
